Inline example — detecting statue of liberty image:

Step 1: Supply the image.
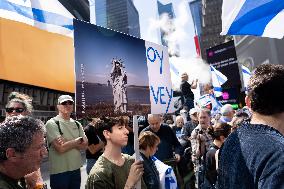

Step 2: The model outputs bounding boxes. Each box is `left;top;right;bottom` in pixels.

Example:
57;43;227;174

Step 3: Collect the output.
110;58;128;113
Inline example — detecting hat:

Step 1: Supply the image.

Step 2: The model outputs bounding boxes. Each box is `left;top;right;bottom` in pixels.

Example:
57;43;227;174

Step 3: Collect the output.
58;95;74;104
190;108;198;115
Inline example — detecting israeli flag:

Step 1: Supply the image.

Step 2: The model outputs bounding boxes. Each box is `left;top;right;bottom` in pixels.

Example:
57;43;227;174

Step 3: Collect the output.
242;65;251;92
198;93;222;115
210;65;228;97
221;0;284;39
0;0;74;37
152;156;178;189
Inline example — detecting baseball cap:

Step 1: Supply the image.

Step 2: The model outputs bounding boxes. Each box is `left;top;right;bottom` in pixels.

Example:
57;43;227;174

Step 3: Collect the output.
58;95;74;104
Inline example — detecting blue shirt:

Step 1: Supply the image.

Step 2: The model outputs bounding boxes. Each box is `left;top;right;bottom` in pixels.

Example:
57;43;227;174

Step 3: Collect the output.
217;122;284;189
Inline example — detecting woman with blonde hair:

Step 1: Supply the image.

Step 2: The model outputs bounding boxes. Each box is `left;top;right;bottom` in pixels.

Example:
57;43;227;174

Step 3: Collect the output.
139;131;161;189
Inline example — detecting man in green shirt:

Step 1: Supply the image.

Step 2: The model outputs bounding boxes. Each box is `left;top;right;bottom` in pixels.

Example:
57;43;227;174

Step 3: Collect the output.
0;116;47;189
86;116;146;189
45;95;88;189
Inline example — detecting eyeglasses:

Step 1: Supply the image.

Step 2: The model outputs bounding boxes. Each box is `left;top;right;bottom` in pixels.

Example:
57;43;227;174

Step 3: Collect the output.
60;101;74;105
5;107;25;113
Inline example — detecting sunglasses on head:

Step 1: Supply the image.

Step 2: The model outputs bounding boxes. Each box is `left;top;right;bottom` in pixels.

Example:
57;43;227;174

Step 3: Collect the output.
60;101;74;105
5;107;25;113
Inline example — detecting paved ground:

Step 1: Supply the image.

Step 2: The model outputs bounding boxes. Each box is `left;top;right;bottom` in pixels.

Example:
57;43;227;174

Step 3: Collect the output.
41;153;88;189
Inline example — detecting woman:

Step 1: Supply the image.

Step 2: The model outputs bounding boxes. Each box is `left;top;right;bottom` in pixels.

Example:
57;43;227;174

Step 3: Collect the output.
139;131;161;189
205;122;231;188
5;92;46;189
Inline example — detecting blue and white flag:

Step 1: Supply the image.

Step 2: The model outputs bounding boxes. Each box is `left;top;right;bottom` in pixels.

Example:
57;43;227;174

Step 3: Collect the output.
221;0;284;39
241;65;251;92
0;0;74;37
152;156;178;189
198;93;222;115
210;65;228;97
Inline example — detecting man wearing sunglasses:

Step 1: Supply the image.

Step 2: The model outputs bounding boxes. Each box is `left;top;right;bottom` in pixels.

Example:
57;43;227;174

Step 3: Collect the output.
45;95;88;189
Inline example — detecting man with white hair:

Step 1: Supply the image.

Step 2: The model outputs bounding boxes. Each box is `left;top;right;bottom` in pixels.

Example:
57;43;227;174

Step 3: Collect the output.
141;114;183;162
219;104;235;123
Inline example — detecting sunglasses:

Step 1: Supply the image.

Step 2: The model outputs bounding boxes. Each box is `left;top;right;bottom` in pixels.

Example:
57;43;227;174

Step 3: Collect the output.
60;101;74;105
5;107;25;113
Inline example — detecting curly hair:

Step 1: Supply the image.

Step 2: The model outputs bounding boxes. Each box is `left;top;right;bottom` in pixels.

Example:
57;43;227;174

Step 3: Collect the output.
247;64;284;115
6;92;33;114
0;116;45;162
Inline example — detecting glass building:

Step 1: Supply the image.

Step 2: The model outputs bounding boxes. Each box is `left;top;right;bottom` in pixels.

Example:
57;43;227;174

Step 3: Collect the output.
95;0;140;38
157;0;179;57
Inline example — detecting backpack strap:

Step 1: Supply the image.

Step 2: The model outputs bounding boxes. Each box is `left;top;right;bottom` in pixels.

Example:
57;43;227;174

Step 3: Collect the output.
74;121;80;130
52;119;81;136
52;118;63;135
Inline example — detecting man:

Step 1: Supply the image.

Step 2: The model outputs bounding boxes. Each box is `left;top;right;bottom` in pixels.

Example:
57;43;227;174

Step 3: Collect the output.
180;72;198;110
45;95;88;189
141;114;182;163
172;116;188;148
217;64;284;189
183;108;199;140
0;116;47;189
219;104;235;123
86;116;146;189
190;108;213;188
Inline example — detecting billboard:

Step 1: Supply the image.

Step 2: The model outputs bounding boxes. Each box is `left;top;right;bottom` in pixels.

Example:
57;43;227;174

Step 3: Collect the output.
74;20;174;118
206;40;243;106
0;18;75;93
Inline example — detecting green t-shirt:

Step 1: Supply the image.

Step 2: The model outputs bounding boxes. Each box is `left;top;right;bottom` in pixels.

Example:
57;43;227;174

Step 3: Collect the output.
0;172;23;189
86;154;147;189
45;115;86;174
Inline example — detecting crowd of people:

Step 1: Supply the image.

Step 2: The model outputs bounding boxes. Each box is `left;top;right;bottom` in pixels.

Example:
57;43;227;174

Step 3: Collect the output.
0;64;283;189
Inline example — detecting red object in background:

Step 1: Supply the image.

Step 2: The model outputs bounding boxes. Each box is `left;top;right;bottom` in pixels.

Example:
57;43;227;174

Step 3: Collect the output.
194;35;201;57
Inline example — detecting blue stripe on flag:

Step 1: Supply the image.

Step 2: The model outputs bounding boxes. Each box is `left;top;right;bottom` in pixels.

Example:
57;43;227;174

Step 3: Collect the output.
0;0;73;30
228;0;284;36
242;68;251;75
214;87;222;92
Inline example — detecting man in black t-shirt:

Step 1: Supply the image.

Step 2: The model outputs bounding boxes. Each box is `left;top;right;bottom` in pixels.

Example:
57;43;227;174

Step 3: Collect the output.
180;72;198;110
84;119;104;174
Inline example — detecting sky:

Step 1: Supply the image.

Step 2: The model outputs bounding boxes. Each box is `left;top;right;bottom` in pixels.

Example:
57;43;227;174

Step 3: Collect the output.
133;0;196;58
88;0;212;95
133;0;212;93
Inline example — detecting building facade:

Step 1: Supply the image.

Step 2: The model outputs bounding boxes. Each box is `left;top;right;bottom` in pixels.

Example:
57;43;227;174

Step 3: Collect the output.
95;0;140;38
199;0;227;60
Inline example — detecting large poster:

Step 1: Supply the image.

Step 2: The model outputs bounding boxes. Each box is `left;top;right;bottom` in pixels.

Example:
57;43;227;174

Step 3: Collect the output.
74;20;174;118
206;40;243;106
